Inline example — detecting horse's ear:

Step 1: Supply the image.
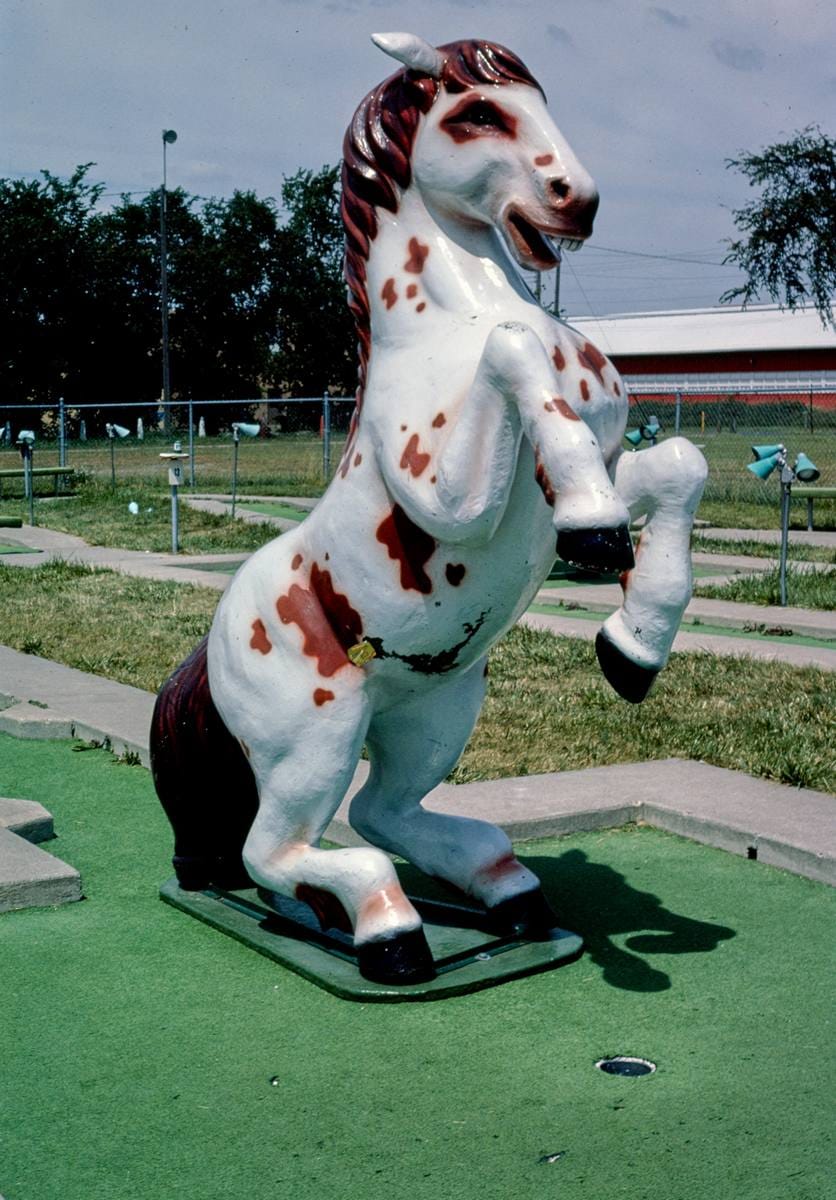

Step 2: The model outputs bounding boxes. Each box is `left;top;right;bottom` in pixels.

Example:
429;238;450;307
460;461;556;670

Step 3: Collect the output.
371;32;444;78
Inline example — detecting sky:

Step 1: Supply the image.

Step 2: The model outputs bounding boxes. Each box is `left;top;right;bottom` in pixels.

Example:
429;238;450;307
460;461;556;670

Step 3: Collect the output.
3;0;834;319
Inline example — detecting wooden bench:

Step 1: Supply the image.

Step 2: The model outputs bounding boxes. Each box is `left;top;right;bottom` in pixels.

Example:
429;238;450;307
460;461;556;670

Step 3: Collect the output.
793;485;836;531
0;466;77;498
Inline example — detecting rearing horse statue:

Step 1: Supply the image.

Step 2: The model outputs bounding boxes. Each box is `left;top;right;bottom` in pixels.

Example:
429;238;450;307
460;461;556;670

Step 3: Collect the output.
151;34;707;985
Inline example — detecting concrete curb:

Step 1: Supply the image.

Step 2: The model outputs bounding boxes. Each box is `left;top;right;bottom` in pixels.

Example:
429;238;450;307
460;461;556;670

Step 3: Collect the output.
0;798;82;914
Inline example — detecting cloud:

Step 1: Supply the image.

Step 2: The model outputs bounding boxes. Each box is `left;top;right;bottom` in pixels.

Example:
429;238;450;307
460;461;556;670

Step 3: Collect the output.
648;6;689;29
546;24;573;45
710;39;765;72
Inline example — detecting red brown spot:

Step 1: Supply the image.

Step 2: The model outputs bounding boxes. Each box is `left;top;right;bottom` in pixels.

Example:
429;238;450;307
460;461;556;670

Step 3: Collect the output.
577;341;608;387
430;475;437;483
313;688;335;707
580;379;590;402
534;153;554;166
250;618;272;655
552;346;566;371
291;553;303;570
416;302;426;313
276;564;363;677
483;852;521;880
404;237;430;274
400;433;431;477
406;283;418;299
376;505;436;594
295;884;352;933
354;453;362;467
619;569;631;594
445;562;466;587
381;277;398;309
432;412;446;428
400;424;407;432
544;396;580;421
534;448;555;507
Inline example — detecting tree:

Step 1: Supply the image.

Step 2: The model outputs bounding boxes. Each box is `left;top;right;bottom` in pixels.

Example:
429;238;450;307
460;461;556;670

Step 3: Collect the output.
721;126;836;328
273;165;356;402
0;164;104;404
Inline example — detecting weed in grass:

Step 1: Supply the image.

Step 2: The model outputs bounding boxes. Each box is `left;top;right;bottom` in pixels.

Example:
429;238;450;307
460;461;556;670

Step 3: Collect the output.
695;564;836;610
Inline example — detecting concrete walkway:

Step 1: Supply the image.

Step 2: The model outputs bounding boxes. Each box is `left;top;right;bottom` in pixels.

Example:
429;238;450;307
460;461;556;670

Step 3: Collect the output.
0;645;833;897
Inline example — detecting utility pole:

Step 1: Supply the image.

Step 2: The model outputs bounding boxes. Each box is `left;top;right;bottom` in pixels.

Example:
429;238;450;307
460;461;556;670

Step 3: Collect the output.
160;129;177;434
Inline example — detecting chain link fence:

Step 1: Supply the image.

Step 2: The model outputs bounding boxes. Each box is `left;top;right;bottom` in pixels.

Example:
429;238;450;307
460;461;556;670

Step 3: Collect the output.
2;381;833;517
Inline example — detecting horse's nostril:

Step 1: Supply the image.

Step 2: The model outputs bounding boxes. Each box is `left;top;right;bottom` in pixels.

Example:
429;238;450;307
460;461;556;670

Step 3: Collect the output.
549;177;572;203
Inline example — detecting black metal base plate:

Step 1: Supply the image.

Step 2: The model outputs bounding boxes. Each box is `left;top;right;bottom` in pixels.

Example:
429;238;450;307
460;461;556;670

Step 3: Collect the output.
159;878;583;1003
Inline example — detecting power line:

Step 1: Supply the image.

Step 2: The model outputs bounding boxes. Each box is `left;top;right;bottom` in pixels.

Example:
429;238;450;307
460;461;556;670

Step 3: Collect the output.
586;244;727;267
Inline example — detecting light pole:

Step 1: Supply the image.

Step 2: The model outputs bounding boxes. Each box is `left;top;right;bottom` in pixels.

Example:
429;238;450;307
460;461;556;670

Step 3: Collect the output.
160;129;177;435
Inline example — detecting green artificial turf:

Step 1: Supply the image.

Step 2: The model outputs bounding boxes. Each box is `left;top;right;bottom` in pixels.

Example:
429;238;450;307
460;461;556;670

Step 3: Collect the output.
0;543;33;554
235;500;311;521
1;734;833;1200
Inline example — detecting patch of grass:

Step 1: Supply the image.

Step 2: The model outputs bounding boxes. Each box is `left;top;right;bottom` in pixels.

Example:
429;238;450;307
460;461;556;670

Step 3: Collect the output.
3;479;278;554
453;625;835;792
2;561;832;790
0;560;218;691
692;533;836;565
697;495;836;531
695;564;836;610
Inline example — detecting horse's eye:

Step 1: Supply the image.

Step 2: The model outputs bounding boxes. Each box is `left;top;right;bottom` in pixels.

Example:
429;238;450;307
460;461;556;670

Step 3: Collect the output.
442;99;517;140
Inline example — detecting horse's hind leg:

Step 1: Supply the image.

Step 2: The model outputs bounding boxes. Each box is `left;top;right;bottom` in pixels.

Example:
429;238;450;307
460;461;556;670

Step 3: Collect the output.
242;703;433;985
349;661;557;936
597;438;708;702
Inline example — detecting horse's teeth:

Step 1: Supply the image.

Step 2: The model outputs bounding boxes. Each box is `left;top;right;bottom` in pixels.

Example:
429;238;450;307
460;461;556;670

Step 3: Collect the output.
558;237;583;252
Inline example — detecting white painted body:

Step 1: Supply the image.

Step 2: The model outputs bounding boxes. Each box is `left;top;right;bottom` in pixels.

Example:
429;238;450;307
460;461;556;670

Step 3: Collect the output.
206;37;707;952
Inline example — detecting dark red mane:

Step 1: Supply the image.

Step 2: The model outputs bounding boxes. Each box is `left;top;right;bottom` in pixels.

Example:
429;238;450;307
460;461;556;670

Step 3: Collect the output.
340;40;542;403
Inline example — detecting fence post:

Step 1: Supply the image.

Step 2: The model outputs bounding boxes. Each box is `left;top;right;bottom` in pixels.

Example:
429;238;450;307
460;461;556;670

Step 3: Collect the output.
322;393;331;481
188;398;195;489
58;397;67;468
674;391;682;436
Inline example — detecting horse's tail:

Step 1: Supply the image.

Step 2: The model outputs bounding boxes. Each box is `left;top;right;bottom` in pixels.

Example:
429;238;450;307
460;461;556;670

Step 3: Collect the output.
150;636;258;891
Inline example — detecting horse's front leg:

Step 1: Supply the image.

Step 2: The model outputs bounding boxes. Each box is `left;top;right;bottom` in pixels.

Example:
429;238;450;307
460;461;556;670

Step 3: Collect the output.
483;321;634;571
597;439;708;701
371;322;631;565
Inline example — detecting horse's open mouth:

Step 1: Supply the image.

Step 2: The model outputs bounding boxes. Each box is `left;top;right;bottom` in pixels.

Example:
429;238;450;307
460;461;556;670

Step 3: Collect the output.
504;208;586;269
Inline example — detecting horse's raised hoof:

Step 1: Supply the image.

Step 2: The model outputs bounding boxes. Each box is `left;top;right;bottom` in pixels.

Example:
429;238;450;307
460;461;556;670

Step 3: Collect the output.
595;630;658;704
485;887;558;941
356;927;437;986
556;525;634;574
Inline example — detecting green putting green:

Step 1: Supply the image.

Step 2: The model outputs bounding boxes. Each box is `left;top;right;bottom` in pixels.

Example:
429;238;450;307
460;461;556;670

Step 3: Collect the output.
236;500;311;521
528;602;836;650
1;733;832;1200
0;542;34;554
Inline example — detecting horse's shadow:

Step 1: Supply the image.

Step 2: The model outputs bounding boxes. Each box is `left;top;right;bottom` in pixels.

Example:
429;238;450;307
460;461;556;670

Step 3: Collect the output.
521;849;736;992
397;847;735;993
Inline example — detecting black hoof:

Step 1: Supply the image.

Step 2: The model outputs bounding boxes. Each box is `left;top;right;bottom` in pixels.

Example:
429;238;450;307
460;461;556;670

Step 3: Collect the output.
356;926;437;986
173;854;251;891
485;887;558;941
556;525;634;574
595;630;658;704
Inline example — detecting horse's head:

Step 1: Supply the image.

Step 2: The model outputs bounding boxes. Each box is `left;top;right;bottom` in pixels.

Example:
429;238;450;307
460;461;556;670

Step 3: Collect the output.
372;33;599;271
